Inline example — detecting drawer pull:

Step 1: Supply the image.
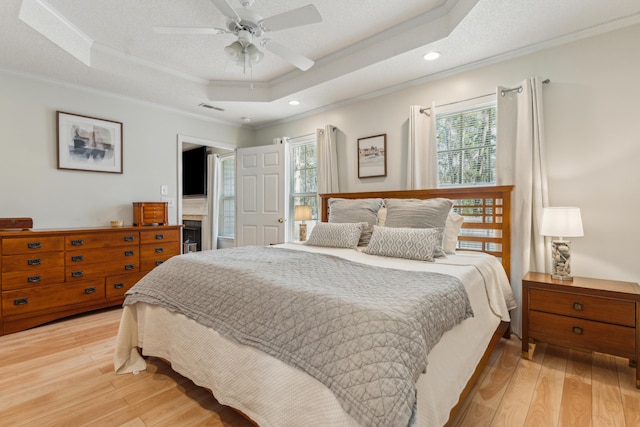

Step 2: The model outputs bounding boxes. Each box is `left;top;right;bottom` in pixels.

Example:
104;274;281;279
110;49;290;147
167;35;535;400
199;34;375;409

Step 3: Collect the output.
71;271;84;278
113;282;124;289
71;239;84;246
155;234;165;240
27;275;42;283
155;260;164;266
572;326;584;335
27;258;42;266
124;250;135;256
155;247;164;253
71;255;84;262
572;302;584;311
124;264;135;270
124;235;135;242
14;298;28;306
27;241;42;249
84;287;96;294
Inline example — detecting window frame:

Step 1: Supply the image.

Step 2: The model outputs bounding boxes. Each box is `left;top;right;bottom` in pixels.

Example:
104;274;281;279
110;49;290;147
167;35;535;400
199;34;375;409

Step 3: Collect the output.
218;153;235;238
287;137;317;241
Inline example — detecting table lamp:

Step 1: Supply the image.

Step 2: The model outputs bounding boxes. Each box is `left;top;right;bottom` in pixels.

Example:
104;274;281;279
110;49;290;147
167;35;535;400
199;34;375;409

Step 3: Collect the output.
293;205;312;241
540;207;584;281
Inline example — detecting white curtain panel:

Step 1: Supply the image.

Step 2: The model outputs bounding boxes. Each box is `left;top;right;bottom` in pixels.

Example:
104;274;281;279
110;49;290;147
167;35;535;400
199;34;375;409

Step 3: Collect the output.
407;103;437;189
207;154;220;250
497;77;549;337
316;125;339;194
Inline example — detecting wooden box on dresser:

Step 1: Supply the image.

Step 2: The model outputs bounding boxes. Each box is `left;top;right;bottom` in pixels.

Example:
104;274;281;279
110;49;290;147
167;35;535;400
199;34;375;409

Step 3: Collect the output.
0;225;181;335
522;271;640;387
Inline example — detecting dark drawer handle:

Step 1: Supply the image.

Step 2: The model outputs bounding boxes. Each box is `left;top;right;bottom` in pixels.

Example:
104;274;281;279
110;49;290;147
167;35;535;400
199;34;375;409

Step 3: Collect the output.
572;302;584;311
155;234;165;240
155;260;164;266
124;250;135;256
113;282;124;289
71;239;84;246
14;298;28;306
27;242;42;249
27;275;42;283
572;326;584;335
124;264;135;270
155;247;164;253
124;236;135;242
84;287;96;294
71;255;84;262
71;271;84;278
27;258;42;266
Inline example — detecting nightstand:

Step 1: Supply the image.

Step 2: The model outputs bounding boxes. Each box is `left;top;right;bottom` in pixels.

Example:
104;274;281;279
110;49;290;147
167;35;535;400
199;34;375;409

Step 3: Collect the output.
522;272;640;388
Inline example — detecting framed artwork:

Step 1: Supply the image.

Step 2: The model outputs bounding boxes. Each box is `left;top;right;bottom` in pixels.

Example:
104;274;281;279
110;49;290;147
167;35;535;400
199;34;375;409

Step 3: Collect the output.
57;111;123;173
357;134;387;178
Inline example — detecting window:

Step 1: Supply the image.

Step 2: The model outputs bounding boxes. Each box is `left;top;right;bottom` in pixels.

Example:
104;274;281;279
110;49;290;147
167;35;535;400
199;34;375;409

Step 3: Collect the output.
288;138;317;240
436;103;496;187
219;154;235;237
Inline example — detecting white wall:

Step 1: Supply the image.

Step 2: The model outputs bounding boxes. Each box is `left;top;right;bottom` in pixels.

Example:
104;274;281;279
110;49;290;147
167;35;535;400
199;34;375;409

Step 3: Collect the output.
0;71;254;228
254;24;640;284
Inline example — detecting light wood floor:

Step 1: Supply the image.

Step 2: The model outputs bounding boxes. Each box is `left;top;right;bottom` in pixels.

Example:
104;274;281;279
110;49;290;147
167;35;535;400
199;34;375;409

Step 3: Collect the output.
1;308;639;426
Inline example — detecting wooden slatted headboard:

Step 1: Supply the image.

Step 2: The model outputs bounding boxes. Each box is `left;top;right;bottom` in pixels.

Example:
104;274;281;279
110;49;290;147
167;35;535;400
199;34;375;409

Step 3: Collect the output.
319;185;514;279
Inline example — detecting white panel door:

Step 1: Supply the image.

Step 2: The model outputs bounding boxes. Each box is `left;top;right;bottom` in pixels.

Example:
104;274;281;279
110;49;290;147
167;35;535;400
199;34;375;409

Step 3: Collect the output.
236;144;285;246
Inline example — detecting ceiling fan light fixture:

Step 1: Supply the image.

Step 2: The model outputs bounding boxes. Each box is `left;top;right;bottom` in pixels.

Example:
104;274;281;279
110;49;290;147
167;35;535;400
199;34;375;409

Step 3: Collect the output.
224;41;243;59
246;43;264;64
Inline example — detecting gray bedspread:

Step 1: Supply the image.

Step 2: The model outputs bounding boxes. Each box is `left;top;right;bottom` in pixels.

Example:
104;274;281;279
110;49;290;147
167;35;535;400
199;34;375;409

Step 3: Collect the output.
124;246;473;427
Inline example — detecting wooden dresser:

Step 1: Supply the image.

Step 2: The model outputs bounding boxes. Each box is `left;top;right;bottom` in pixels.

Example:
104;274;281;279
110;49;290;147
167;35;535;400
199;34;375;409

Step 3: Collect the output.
522;271;640;387
0;225;181;335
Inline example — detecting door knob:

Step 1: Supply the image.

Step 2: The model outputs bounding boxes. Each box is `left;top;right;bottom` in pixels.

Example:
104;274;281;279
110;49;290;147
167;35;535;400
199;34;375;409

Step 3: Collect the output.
278;218;285;223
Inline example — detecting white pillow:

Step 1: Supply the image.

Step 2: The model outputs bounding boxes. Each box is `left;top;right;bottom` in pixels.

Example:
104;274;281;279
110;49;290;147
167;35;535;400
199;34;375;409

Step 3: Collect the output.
377;206;387;226
305;222;365;248
363;225;443;262
444;211;464;254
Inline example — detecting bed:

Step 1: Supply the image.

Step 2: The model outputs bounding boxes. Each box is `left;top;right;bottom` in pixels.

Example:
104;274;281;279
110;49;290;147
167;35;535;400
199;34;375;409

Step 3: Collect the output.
114;185;516;427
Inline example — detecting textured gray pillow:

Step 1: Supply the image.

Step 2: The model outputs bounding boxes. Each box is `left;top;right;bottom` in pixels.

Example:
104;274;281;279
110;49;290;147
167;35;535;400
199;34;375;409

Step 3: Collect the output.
305;222;365;248
364;225;444;262
328;198;383;246
383;198;453;257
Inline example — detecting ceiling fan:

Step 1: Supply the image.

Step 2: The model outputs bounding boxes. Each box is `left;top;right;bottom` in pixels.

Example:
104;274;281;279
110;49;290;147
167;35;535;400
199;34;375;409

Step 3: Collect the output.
153;0;322;72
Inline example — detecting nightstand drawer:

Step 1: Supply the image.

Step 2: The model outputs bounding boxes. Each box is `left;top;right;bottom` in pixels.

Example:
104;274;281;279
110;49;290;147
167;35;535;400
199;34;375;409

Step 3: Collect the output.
529;310;636;358
529;288;636;327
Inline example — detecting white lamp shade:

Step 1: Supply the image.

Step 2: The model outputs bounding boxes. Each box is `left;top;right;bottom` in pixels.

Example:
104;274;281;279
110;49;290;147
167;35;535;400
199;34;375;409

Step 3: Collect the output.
293;205;312;221
540;207;584;238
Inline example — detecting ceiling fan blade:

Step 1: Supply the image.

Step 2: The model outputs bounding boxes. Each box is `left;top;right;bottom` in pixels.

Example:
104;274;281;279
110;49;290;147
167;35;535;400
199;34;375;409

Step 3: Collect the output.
260;4;322;32
264;39;314;71
210;0;240;21
153;26;226;35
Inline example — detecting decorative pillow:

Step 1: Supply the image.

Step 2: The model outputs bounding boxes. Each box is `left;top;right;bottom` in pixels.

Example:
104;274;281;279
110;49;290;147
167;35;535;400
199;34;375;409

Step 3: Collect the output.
377;206;387;226
305;222;365;248
444;211;464;254
363;225;444;262
383;198;453;257
328;198;383;246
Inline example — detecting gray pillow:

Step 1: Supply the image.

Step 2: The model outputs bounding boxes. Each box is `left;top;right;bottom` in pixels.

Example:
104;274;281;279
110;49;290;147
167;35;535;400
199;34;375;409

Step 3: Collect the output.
328;198;383;246
305;222;365;248
364;225;444;262
383;198;453;257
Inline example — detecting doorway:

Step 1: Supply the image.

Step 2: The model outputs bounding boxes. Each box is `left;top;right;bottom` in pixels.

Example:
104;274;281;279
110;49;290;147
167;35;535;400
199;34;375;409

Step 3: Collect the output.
177;135;235;250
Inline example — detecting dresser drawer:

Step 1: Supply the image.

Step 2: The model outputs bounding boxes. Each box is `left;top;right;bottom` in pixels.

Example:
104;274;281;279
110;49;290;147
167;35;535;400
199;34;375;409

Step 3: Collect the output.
2;278;105;316
2;251;64;273
65;232;139;250
140;229;180;244
66;246;138;266
2;236;64;255
2;268;65;291
529;310;636;358
106;272;146;298
66;260;139;281
529;288;636;327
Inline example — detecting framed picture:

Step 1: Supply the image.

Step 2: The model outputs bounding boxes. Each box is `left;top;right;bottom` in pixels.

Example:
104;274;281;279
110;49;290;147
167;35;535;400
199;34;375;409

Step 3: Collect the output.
357;134;387;178
57;111;123;173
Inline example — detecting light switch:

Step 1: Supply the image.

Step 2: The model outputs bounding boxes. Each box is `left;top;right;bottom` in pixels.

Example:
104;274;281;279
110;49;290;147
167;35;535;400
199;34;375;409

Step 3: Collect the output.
161;185;169;195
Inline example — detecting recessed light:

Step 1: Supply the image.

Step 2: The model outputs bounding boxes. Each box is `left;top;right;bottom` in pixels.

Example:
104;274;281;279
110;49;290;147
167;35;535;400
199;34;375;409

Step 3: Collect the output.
288;100;300;106
423;51;440;61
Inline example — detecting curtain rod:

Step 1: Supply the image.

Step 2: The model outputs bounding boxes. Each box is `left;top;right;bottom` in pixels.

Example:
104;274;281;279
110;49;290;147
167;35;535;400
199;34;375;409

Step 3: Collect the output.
420;79;550;114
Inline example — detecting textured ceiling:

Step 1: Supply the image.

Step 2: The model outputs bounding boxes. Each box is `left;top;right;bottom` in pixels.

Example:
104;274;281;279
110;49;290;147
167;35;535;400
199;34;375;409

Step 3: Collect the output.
1;0;640;127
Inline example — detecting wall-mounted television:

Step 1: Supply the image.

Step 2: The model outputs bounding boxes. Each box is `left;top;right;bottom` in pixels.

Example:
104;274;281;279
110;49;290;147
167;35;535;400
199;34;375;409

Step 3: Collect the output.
182;146;207;196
